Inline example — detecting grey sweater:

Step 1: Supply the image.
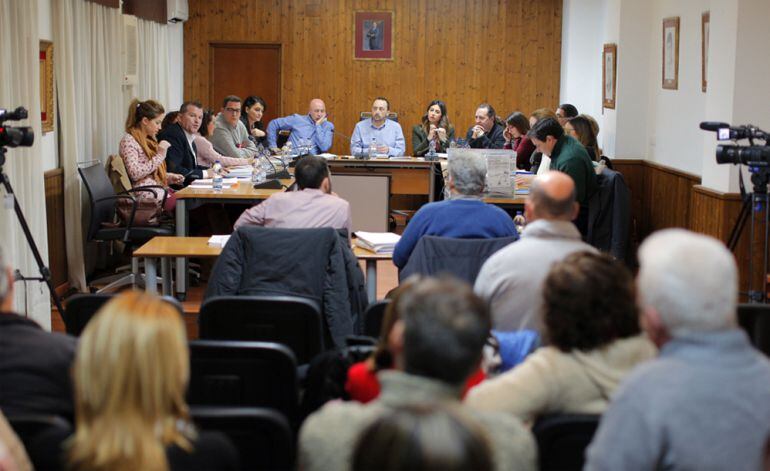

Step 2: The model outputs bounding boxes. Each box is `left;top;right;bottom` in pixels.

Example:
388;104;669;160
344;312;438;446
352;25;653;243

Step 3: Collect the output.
586;329;770;470
210;113;258;159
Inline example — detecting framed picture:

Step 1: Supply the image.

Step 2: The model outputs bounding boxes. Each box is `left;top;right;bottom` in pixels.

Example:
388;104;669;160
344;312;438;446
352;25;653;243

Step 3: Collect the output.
354;11;393;60
702;12;710;92
662;17;680;90
603;44;617;109
39;40;54;133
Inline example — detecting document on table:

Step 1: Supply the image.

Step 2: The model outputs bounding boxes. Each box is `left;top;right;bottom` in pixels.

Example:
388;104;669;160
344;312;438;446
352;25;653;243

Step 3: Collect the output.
207;235;231;248
354;231;401;254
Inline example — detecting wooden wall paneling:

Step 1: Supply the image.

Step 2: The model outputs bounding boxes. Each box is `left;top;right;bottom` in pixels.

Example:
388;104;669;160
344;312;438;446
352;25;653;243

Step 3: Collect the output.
611;159;645;247
44;169;69;291
642;161;700;237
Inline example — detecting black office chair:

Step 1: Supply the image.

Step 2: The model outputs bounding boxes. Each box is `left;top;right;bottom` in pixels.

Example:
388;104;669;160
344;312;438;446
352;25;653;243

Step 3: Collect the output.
6;414;72;471
532;414;601;471
78;163;173;292
198;295;324;365
360;111;399;122
64;292;183;336
191;407;294;471
276;129;291;149
188;340;299;426
738;303;770;356
362;300;390;338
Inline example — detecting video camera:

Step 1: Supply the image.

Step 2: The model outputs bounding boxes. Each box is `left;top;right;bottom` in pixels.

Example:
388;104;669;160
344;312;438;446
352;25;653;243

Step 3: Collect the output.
700;121;770;165
0;107;34;148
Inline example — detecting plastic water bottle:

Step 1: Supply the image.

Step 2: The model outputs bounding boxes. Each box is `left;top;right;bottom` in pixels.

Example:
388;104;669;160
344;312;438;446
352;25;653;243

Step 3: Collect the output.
212;161;223;191
368;137;377;159
513;211;526;234
252;159;265;184
428;139;437;158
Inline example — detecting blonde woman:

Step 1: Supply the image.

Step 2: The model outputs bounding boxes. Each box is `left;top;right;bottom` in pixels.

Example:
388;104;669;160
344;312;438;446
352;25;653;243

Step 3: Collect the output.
67;292;238;471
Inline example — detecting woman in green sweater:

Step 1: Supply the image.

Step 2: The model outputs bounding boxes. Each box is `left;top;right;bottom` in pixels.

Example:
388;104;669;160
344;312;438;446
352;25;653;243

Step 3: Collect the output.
412;100;455;156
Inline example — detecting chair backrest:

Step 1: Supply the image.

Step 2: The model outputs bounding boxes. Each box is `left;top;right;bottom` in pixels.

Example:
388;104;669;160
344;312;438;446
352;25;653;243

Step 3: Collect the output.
737;303;770;356
6;414;72;471
363;300;390;338
399;235;518;284
188;340;299;425
191;407;294;471
587;167;631;261
64;293;184;336
198;295;324;364
532;414;601;471
360;111;399;122
79;163;120;241
276;129;291;148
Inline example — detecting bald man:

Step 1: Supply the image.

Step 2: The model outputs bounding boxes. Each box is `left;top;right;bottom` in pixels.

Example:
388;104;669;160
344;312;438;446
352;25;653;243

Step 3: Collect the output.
267;98;335;155
474;171;597;334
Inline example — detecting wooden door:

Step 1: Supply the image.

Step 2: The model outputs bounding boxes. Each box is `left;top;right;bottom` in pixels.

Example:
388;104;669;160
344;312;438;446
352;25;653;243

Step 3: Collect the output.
209;43;281;125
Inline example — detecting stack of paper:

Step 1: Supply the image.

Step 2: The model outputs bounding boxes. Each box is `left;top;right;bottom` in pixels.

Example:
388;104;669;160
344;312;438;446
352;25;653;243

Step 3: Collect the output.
227;166;253;179
207;235;231;248
317;153;337;160
189;177;239;189
354;231;401;254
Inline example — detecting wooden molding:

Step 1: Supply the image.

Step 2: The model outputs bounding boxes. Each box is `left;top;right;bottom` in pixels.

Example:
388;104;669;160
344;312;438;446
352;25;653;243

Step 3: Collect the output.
692;184;742;201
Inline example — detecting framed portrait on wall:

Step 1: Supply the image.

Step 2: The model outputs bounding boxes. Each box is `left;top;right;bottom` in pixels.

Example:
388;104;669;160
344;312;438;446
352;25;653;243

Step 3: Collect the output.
702;12;710;92
662;17;680;90
603;44;617;109
354;11;393;60
40;40;54;133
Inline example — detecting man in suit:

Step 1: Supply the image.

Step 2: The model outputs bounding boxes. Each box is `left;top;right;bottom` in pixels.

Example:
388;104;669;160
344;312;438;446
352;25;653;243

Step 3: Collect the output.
158;100;213;185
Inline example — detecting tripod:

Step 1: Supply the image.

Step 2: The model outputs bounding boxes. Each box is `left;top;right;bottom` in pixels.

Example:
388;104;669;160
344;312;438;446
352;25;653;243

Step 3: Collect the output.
0;147;66;320
727;165;770;303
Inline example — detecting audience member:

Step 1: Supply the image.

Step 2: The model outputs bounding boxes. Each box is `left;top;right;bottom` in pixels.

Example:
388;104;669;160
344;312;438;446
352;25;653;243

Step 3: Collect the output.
555;103;578;126
352;404;493;471
467;251;656;423
585;229;770;470
267;98;334;155
466;103;505;149
350;97;405;157
475;171;595;332
299;276;536;471
67;292;238;471
157;101;213;185
503;111;535;170
392;150;517;269
195;109;252;167
161;111;179;131
412;100;455;156
240;95;268;148
528;117;597;235
528;108;559;173
234;155;351;234
0;247;76;419
565;114;613;172
119;99;184;209
0;411;31;471
211;95;259;159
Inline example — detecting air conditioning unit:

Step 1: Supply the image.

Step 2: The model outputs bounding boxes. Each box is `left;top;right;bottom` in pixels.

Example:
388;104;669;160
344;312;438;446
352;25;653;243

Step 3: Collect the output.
168;0;189;23
122;14;138;86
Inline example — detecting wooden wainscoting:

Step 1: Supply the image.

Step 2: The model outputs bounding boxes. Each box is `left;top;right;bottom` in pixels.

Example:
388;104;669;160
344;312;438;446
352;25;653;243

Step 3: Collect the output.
44;168;69;294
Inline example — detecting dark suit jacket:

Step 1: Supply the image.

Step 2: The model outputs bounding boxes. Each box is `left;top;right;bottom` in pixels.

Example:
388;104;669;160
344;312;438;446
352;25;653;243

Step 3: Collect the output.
0;312;77;419
158;123;208;184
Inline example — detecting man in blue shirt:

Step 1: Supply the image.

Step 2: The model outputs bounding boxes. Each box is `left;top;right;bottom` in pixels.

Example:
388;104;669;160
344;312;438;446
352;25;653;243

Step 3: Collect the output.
350;97;405;157
267;98;334;155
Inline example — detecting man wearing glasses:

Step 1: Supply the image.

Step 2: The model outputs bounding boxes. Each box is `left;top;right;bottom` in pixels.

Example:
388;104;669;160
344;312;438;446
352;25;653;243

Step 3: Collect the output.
211;95;259;159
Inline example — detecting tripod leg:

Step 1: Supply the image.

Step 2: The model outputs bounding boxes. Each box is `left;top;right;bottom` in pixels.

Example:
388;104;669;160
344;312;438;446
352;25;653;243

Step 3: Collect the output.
728;196;751;252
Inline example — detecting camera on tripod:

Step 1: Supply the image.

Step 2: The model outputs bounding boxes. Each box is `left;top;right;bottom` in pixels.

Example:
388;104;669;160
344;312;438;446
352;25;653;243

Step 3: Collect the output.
0;107;34;148
700;121;769;165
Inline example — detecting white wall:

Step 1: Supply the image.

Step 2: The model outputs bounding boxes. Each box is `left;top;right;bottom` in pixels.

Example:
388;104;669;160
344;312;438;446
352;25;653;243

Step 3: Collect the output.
38;0;58;171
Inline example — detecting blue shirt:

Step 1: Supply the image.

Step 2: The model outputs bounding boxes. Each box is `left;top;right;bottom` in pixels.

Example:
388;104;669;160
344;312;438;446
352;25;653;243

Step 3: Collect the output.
350;119;406;157
393;198;518;268
266;114;334;154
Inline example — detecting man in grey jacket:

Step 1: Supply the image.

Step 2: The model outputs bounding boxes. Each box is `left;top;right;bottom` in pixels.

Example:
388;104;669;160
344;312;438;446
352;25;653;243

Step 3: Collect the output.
585;229;770;470
210;95;259;159
474;171;595;332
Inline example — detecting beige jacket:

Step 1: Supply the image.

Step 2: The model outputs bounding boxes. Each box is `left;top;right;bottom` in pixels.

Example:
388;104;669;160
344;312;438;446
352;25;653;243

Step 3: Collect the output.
466;335;656;423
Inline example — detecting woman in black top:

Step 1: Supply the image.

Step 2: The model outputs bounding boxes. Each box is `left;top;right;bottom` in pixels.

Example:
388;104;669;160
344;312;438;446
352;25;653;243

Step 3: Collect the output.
412;100;455;156
241;95;268;148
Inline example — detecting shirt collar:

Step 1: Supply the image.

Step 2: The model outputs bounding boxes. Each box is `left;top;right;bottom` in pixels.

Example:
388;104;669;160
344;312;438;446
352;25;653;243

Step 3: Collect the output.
377;370;462;406
369;118;387;130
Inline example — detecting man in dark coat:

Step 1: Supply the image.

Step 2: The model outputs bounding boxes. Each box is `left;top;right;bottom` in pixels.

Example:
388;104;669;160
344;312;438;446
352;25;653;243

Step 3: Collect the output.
158;100;212;185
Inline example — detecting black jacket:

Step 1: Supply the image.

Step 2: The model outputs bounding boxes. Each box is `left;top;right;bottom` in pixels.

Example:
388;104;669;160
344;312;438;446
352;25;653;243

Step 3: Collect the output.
0;312;77;419
587;167;630;260
158;122;208;184
466;122;506;149
204;226;366;348
399;235;518;284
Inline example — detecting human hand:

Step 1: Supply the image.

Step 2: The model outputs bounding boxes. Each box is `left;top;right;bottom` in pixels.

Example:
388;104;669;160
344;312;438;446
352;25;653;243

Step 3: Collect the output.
472;126;485;139
167;173;184;185
159;140;171;151
437;128;447;142
377;145;389;155
252;128;266;138
427;124;437;141
315;114;327;125
270;147;281;155
504;127;513;142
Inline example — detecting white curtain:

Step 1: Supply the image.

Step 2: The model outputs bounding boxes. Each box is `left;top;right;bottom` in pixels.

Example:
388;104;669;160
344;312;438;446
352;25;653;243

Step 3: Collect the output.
0;0;52;326
136;18;171;108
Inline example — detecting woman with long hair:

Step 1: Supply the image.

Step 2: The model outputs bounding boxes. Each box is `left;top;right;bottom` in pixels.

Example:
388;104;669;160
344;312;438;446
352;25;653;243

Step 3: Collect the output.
119;99;183;211
564;114;613;171
67;292;238;471
196;109;253;167
240;96;268;147
503;111;535;171
412;100;455;156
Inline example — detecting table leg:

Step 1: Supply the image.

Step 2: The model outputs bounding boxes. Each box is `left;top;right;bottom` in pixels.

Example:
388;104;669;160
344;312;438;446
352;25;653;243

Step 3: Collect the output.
366;259;377;303
175;199;188;300
145;257;157;295
161;258;171;296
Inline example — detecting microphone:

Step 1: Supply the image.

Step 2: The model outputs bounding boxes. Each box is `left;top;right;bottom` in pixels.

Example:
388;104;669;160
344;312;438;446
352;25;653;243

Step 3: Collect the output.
700;121;770;141
699;121;730;132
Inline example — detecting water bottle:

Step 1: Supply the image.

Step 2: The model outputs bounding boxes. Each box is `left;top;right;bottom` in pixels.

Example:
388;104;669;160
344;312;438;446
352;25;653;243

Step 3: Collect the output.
368;137;377;159
251;158;265;184
513;211;526;234
428;139;437;158
212;160;223;191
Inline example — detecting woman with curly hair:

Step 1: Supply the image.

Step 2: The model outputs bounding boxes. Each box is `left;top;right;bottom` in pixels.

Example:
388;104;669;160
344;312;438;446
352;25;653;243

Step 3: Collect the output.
465;251;656;423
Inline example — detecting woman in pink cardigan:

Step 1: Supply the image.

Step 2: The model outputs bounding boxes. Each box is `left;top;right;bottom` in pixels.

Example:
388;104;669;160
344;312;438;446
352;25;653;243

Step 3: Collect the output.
194;110;254;167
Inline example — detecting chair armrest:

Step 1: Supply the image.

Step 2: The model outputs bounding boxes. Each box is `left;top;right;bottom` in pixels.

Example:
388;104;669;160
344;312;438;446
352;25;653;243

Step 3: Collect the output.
94;194;138;241
122;185;169;208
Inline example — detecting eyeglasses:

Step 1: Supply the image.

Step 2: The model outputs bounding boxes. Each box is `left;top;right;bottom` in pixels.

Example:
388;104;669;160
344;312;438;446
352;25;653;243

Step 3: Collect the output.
225;107;241;113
